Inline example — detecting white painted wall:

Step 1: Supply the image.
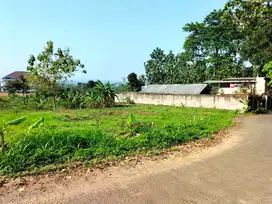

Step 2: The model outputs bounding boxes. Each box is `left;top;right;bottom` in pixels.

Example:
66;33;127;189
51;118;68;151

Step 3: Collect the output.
219;87;251;95
117;92;247;110
256;76;266;95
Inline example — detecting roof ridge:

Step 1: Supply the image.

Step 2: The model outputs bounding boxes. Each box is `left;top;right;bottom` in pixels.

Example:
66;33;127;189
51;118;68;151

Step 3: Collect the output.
2;71;30;80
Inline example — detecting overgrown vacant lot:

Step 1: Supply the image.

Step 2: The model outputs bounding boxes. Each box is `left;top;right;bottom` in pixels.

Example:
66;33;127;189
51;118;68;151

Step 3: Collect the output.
0;105;236;176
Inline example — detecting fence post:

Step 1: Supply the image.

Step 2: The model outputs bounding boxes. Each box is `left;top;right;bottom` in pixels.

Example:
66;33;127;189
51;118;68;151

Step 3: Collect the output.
265;95;268;110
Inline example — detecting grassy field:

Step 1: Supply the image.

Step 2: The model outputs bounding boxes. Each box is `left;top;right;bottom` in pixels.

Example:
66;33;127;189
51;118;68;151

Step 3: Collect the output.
0;105;237;176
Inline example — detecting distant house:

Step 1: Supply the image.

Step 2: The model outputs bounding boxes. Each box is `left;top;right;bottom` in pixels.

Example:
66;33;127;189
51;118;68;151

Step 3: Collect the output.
141;77;269;96
141;84;209;95
2;71;29;82
1;71;29;91
203;76;269;95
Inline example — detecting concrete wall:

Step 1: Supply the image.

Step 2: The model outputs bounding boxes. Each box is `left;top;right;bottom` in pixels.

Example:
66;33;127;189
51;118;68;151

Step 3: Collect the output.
256;76;266;95
219;87;251;95
117;92;247;110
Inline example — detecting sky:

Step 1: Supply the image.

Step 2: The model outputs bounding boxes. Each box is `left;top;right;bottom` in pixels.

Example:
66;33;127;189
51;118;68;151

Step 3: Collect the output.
1;0;227;82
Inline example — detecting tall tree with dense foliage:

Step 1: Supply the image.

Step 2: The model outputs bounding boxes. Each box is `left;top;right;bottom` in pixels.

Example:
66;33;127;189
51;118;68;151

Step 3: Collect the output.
138;74;146;87
183;9;244;80
145;48;185;84
144;4;262;84
144;48;206;85
27;41;86;109
87;80;97;89
163;50;178;84
144;48;167;84
127;72;142;91
224;0;272;75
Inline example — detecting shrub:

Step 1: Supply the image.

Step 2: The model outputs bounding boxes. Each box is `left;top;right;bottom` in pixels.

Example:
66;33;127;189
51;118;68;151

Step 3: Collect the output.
124;97;135;105
0;97;9;110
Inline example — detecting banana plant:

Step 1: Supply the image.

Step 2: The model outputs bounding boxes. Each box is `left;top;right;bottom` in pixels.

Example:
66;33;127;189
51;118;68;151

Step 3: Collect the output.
239;98;249;113
93;80;117;107
85;90;102;108
61;88;86;109
127;113;134;128
28;117;44;135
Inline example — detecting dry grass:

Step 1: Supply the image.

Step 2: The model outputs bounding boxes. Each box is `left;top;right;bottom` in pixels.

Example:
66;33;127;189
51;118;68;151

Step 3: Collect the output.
0;93;8;97
0;93;30;97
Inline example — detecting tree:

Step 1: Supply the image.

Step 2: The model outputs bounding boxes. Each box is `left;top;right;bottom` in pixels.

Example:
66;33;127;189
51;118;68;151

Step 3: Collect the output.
144;48;167;84
5;75;30;95
164;50;178;84
204;9;244;78
144;3;270;84
87;80;97;89
138;74;146;87
27;41;86;109
263;62;272;88
144;46;209;84
19;75;30;95
89;80;116;107
183;9;244;80
183;22;206;62
127;72;141;91
60;85;86;109
144;10;246;86
223;0;272;74
5;80;20;94
144;48;186;84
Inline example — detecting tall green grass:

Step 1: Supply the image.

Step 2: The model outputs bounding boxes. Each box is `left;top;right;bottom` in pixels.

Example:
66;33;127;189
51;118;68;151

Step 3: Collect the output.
0;105;236;176
0;121;234;175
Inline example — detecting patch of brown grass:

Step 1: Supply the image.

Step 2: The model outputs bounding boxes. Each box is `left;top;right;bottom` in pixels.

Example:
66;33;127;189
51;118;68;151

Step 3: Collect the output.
0;92;8;97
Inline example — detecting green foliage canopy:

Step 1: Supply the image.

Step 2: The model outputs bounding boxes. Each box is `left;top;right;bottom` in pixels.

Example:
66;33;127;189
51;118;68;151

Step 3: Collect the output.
5;75;30;95
27;41;86;109
144;1;272;84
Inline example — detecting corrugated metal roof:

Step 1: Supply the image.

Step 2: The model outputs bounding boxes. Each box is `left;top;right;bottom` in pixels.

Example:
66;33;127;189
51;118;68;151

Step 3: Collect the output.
141;84;208;95
223;77;256;81
204;80;256;84
204;77;258;84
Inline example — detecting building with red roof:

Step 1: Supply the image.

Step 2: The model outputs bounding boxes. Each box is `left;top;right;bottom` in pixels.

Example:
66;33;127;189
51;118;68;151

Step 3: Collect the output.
2;71;29;81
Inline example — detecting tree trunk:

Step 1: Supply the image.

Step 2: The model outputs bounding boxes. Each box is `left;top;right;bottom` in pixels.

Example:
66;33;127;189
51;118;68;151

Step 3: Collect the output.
52;95;56;110
51;81;57;110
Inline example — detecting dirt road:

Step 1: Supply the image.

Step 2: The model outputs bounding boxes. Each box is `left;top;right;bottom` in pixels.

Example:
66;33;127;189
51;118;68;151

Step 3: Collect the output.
2;115;272;204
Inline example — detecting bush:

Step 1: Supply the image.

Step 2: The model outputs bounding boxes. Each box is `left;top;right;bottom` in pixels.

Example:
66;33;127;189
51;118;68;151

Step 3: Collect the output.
28;94;53;110
0;97;9;109
124;97;135;105
0;80;118;111
0;94;53;111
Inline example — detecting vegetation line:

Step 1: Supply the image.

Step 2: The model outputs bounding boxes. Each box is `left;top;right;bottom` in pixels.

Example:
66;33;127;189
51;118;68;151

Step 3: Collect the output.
0;106;236;176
